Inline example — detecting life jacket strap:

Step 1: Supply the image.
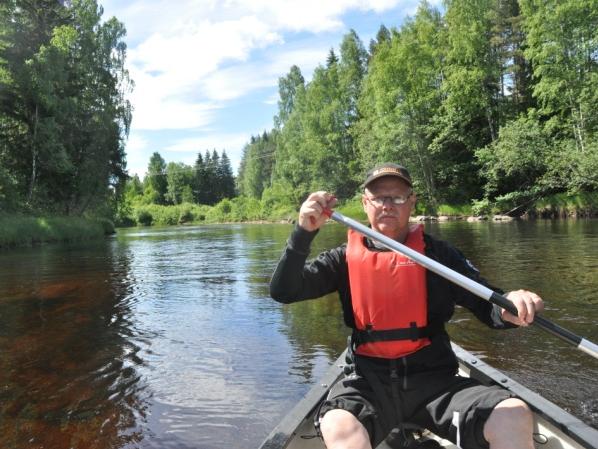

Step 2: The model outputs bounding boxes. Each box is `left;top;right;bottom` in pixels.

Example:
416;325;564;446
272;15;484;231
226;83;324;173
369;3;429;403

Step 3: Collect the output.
353;322;444;347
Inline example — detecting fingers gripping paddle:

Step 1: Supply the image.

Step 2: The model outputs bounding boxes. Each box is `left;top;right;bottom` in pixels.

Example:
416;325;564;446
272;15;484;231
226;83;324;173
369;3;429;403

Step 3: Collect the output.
324;209;598;361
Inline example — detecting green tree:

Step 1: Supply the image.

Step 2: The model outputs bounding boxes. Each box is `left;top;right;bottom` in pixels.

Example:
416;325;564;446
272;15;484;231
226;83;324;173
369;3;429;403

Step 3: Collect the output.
273;31;367;200
237;131;276;198
476;114;553;206
193;152;208;204
0;0;70;209
165;162;194;205
520;0;597;191
0;0;132;215
369;24;391;56
218;150;236;199
274;66;305;129
146;152;167;204
430;0;530;203
115;174;143;225
355;3;445;208
194;149;234;205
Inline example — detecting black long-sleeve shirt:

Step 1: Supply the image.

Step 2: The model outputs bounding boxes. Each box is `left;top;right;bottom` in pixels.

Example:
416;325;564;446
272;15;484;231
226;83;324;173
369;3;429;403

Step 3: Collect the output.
270;225;514;374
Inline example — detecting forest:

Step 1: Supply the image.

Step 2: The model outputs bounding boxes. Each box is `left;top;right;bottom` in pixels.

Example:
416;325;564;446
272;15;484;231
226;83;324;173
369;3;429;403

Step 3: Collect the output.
1;0;597;232
236;0;597;217
0;0;131;218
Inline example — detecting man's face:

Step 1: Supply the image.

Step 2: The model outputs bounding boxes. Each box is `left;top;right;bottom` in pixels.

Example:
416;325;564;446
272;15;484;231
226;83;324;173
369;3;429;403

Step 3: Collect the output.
362;177;416;240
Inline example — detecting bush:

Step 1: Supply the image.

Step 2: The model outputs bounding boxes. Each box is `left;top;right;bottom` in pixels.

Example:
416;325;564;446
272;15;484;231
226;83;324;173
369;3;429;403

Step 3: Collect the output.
336;197;367;220
532;192;598;218
0;215;106;248
436;204;472;216
471;198;493;216
226;196;263;221
178;205;194;224
115;215;136;227
261;181;301;219
95;218;116;234
205;199;234;222
136;209;153;226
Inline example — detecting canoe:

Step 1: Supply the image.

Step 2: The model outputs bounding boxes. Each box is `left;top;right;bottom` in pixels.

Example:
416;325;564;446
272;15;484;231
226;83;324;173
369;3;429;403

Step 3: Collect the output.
259;342;598;449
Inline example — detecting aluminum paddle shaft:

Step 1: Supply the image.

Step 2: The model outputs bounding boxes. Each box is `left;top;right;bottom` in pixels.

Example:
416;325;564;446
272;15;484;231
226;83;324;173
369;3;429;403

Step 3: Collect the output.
326;210;598;360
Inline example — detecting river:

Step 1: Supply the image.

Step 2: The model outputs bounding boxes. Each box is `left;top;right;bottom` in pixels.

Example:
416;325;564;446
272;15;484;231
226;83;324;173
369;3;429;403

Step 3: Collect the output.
0;220;597;449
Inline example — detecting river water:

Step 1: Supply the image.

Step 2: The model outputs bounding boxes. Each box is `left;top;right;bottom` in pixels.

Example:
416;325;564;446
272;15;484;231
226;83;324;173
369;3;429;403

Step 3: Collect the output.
0;220;597;449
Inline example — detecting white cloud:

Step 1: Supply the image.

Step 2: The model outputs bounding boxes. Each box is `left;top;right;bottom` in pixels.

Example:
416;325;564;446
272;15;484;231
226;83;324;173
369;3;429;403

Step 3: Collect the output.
102;0;408;134
99;0;417;176
263;93;278;105
200;45;328;101
126;14;281;130
123;132;150;178
219;0;404;32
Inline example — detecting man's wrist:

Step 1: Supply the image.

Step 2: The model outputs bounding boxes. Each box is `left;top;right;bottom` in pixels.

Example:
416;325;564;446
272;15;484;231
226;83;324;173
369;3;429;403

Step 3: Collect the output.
288;224;318;255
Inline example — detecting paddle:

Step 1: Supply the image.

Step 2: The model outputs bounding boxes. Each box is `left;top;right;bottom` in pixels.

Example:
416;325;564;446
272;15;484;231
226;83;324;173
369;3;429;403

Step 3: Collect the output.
323;208;598;361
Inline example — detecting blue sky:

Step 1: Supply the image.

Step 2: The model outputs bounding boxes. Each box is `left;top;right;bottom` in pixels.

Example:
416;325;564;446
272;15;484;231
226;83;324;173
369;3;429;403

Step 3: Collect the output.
100;0;437;178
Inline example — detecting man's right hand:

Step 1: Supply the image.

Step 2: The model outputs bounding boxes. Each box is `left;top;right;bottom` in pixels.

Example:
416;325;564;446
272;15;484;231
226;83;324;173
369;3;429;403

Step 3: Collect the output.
298;191;337;232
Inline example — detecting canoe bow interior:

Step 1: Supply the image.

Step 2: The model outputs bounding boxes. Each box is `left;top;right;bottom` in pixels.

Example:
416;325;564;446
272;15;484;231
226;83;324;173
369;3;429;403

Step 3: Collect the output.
259;343;598;449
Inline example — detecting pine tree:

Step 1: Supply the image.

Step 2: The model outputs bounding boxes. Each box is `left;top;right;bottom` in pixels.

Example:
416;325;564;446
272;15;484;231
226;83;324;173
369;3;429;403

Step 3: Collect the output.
194;152;207;204
219;150;236;199
326;48;338;67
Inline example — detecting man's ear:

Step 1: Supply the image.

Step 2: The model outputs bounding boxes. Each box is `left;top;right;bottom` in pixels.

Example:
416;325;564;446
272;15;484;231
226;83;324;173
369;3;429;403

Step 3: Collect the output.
361;195;368;212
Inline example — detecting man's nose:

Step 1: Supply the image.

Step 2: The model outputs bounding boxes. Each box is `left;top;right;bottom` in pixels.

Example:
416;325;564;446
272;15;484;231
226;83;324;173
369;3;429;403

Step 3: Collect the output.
381;197;394;208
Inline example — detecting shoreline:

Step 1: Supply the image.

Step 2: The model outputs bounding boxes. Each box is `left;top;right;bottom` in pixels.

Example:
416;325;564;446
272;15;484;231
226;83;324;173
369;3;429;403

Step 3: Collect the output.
2;209;597;250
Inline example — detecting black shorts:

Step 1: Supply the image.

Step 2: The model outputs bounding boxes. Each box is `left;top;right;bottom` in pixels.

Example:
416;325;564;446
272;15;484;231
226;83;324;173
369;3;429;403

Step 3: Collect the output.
317;361;516;449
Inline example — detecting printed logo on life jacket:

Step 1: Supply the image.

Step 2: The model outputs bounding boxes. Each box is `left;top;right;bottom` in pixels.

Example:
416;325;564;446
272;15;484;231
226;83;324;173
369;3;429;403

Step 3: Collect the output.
389;259;417;268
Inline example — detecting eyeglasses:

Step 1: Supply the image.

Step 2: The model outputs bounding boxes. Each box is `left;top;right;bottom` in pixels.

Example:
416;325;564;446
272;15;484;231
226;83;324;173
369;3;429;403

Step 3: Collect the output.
365;192;412;207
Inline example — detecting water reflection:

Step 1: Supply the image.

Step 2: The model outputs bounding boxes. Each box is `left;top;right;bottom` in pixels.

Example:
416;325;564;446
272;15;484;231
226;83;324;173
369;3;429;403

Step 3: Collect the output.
0;220;596;449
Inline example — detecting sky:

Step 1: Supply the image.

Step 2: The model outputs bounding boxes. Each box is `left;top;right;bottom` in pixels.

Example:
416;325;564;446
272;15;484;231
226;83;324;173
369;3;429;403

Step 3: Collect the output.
99;0;437;179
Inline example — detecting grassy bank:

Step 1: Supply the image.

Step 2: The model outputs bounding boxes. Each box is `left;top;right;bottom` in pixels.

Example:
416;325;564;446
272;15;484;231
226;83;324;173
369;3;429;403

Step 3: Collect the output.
528;192;598;218
122;197;366;227
120;197;298;227
3;193;596;248
117;192;598;229
0;215;115;249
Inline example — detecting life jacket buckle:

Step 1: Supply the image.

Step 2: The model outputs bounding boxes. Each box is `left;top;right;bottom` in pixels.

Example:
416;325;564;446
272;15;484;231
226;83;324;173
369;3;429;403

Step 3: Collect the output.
409;322;419;342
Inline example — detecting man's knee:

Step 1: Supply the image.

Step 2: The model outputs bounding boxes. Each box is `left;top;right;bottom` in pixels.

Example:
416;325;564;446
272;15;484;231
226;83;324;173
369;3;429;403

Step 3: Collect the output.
484;398;533;445
320;409;370;448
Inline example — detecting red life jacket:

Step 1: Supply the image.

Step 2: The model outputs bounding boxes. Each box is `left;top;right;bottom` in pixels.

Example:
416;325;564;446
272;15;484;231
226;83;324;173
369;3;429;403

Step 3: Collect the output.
346;225;431;359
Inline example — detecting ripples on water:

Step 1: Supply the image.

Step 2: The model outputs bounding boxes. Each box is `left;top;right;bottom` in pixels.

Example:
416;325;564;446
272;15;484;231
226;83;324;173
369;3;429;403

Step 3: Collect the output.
0;221;596;448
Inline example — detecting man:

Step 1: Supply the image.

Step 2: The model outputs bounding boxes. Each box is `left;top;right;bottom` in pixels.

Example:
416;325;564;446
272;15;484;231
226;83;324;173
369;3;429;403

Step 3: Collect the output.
270;163;544;449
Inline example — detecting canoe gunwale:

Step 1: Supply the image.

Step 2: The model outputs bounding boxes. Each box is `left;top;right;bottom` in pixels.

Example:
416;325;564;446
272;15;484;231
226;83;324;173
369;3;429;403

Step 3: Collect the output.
451;343;598;449
258;351;347;449
259;343;598;449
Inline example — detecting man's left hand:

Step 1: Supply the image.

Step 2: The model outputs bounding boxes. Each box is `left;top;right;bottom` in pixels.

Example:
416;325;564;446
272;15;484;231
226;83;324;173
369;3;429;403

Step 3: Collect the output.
502;289;545;326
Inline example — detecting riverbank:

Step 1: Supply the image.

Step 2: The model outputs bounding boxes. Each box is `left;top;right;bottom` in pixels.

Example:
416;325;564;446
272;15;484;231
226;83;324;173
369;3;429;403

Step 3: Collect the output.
2;192;596;249
119;192;598;227
0;215;115;249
